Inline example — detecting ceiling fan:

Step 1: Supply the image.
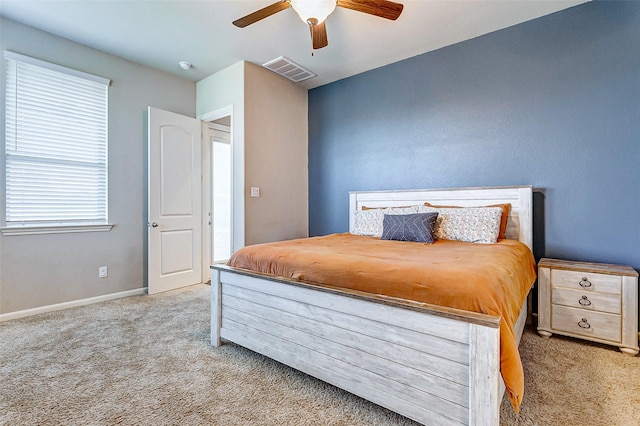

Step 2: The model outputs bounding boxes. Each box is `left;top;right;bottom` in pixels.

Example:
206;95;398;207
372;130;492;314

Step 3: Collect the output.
233;0;404;50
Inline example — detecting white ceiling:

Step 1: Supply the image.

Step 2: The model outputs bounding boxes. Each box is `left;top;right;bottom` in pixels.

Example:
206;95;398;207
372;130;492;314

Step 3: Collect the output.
0;0;588;90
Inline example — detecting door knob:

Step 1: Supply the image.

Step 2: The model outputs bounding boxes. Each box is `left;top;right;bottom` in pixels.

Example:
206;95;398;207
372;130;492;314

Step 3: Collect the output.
151;222;158;227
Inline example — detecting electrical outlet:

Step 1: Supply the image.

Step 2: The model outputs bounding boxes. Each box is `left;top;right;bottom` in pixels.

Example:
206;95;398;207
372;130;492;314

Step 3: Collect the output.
98;266;108;278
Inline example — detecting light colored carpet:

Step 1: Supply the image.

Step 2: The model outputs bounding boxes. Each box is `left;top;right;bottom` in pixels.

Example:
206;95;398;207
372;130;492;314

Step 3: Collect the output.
1;284;638;425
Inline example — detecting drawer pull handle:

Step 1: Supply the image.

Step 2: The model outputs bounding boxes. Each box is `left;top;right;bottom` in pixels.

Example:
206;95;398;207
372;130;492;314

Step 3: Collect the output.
578;296;592;306
578;318;591;329
579;278;592;288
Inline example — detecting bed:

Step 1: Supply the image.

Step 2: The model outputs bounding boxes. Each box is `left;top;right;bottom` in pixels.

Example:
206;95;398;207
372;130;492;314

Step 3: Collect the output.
210;185;535;426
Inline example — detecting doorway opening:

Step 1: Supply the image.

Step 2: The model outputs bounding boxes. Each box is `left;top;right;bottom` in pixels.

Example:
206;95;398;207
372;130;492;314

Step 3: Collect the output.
209;118;232;263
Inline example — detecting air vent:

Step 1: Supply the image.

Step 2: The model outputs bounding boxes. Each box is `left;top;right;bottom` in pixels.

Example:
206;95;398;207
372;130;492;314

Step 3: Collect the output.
262;56;316;83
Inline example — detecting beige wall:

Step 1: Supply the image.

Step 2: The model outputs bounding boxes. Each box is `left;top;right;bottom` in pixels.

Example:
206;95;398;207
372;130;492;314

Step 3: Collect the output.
0;18;196;315
244;62;308;245
197;61;308;248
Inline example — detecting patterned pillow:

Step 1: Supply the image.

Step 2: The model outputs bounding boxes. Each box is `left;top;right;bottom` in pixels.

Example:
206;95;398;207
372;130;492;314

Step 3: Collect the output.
418;205;502;243
353;206;420;237
381;213;439;243
424;202;511;240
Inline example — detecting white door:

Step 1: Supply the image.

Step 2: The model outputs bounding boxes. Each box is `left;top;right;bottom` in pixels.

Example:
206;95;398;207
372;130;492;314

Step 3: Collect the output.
148;107;202;294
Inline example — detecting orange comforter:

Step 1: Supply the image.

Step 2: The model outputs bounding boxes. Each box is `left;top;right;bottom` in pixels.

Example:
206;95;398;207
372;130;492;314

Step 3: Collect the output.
227;233;537;411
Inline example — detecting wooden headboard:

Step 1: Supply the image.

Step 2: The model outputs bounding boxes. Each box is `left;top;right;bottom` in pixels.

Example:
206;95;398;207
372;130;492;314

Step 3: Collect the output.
349;185;533;250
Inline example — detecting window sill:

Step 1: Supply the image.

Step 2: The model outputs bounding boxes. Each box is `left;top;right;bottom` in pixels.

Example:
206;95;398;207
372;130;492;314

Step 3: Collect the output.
1;224;114;236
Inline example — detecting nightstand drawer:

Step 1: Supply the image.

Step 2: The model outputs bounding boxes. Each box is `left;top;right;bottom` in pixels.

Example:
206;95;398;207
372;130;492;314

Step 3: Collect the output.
551;269;621;294
551;305;621;342
552;287;621;314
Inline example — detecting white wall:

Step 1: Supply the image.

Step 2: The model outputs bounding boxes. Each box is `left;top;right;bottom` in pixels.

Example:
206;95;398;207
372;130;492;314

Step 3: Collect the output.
196;62;245;252
196;61;308;248
0;18;196;314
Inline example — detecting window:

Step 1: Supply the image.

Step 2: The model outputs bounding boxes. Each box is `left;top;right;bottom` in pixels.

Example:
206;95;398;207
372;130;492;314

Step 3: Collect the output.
3;51;111;234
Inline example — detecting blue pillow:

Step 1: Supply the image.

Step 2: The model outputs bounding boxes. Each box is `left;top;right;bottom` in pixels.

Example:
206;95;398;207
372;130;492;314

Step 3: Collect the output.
381;212;438;243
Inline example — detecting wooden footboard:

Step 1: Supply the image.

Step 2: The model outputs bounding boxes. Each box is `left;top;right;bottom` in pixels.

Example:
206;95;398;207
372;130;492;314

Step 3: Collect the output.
211;265;503;426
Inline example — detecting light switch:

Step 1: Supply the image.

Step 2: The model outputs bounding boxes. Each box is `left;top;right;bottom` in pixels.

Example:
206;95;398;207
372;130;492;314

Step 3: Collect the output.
250;187;260;197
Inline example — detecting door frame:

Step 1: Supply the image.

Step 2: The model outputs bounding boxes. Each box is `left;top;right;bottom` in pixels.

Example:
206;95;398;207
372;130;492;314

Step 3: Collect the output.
199;105;234;283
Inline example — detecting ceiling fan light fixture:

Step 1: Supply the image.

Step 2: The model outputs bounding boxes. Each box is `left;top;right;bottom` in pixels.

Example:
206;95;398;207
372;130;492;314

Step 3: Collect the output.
290;0;336;25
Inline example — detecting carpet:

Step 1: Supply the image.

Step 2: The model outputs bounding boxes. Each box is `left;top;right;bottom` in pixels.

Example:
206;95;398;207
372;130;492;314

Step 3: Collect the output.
1;284;638;425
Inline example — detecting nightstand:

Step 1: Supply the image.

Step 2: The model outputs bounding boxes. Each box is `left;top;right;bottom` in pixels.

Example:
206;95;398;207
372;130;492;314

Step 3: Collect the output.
537;258;638;355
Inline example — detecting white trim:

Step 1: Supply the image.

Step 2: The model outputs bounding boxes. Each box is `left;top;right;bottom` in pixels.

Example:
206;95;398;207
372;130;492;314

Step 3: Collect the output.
197;104;233;122
0;288;146;322
199;105;235;284
209;123;231;134
1;224;114;236
4;50;111;85
202;122;211;285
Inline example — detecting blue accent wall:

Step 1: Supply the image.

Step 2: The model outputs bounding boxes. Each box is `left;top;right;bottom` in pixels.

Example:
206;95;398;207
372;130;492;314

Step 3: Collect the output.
308;1;640;270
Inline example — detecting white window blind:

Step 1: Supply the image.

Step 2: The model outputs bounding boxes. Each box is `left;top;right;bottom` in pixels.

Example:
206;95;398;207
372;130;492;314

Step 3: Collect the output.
4;51;110;228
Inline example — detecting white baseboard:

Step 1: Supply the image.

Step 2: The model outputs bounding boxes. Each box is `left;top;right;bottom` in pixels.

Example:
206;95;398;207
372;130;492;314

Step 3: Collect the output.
0;288;147;322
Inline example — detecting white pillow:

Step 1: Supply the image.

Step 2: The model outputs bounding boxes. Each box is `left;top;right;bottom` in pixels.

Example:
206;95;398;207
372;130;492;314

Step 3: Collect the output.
353;206;420;237
418;205;502;243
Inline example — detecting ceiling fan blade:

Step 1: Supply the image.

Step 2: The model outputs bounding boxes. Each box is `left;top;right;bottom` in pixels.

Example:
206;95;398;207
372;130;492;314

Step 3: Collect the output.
233;1;291;28
336;0;404;21
310;21;328;50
